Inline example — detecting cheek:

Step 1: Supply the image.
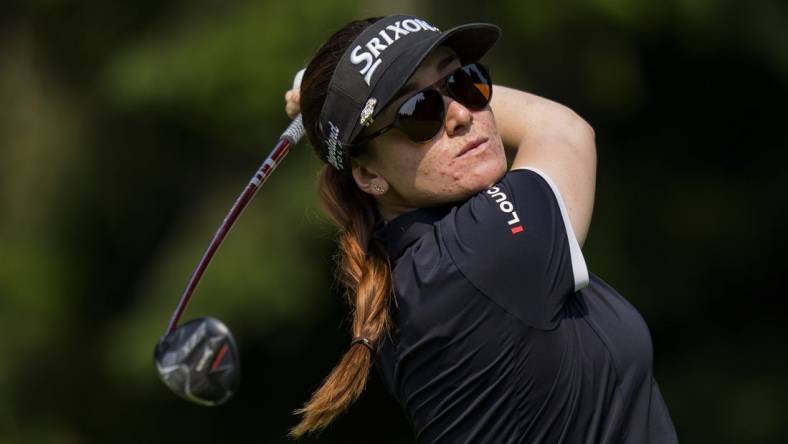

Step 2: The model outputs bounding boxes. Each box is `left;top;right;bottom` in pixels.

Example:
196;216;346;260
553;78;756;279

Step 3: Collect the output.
411;154;453;196
373;139;428;188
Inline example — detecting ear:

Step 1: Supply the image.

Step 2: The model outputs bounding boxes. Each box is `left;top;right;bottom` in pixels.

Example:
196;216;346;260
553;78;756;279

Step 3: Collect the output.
351;158;389;196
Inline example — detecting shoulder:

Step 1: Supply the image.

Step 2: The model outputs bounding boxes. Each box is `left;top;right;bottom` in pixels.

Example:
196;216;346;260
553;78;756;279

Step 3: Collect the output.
436;168;590;329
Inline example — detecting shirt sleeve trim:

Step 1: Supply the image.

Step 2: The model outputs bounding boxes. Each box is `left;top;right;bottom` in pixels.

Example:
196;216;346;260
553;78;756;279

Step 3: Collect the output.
513;167;590;291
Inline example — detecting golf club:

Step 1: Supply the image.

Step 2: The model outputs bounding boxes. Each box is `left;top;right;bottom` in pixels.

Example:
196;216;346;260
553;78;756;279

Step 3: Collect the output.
154;69;306;406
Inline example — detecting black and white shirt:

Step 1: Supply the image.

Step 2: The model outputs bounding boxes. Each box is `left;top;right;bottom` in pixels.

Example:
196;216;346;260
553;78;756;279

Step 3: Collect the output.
374;168;678;444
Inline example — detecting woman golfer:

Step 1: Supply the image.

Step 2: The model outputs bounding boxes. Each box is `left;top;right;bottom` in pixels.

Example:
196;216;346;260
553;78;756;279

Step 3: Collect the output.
284;15;678;443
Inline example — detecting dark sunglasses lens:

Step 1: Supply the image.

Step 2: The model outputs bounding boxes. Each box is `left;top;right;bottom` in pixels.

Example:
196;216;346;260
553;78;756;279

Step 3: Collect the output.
449;63;492;109
397;90;445;142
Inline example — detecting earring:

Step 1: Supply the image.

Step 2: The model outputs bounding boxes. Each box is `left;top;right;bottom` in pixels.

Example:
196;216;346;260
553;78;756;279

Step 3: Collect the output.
373;184;386;193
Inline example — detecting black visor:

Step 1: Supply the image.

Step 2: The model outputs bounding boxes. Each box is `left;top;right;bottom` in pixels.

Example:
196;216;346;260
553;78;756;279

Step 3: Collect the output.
315;15;500;173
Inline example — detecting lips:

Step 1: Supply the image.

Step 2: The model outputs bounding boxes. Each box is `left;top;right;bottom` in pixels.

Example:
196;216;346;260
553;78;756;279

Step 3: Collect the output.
457;137;489;157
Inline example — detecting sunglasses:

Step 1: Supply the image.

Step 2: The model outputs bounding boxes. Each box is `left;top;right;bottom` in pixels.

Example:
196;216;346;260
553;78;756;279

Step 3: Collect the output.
354;62;493;146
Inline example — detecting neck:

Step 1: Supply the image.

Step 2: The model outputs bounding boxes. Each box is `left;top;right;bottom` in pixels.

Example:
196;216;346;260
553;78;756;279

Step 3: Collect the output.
377;202;416;222
375;192;417;222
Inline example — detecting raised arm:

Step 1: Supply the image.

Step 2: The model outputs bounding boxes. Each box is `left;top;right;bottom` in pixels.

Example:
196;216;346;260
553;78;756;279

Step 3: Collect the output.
490;85;597;246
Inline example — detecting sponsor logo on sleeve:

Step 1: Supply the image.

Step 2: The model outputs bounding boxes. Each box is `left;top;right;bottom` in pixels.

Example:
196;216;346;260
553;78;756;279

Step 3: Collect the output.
349;18;440;86
486;186;524;235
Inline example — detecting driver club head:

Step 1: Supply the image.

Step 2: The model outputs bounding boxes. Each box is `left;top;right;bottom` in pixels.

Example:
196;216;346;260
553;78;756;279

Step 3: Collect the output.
154;316;240;406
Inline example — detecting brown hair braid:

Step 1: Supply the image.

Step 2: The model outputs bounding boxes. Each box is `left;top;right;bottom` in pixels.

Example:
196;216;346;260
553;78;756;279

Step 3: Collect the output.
289;17;393;438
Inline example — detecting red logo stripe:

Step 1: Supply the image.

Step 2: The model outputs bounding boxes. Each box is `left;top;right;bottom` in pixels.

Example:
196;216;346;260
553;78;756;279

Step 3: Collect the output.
210;344;229;370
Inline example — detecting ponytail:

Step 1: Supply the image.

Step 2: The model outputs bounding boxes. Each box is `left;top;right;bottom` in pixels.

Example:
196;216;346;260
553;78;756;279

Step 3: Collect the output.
289;166;392;437
289;17;390;437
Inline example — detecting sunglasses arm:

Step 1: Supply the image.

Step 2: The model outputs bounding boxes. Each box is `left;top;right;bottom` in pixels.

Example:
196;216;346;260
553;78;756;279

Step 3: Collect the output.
354;124;395;145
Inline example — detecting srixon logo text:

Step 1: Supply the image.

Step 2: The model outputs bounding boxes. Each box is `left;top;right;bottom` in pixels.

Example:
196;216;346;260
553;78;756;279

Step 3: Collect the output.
486;186;525;234
350;19;440;86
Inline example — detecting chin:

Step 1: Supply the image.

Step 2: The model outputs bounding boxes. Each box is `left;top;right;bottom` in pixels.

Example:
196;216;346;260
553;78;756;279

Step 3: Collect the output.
454;160;507;198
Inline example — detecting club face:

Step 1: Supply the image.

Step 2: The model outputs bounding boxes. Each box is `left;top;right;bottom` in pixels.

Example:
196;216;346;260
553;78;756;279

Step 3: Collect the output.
154;317;240;406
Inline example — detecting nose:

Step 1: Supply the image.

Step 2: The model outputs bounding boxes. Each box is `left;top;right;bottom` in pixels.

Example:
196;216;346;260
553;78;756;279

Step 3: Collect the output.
443;96;472;137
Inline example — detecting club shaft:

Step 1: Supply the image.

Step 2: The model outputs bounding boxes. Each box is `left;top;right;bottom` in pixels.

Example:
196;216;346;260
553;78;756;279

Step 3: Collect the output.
163;115;304;337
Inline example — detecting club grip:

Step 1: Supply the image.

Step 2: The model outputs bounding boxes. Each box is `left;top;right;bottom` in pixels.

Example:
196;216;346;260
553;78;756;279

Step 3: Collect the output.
280;115;305;144
293;68;305;89
280;68;306;143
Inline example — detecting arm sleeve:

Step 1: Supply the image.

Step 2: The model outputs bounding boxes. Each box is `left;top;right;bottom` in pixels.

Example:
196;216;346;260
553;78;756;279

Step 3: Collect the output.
440;168;589;330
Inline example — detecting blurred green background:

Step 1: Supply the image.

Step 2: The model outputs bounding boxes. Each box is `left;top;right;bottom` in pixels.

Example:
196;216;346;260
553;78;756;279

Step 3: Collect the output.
1;0;786;442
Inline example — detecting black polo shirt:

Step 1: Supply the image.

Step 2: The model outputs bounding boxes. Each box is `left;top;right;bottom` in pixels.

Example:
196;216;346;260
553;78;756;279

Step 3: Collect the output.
373;168;678;444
